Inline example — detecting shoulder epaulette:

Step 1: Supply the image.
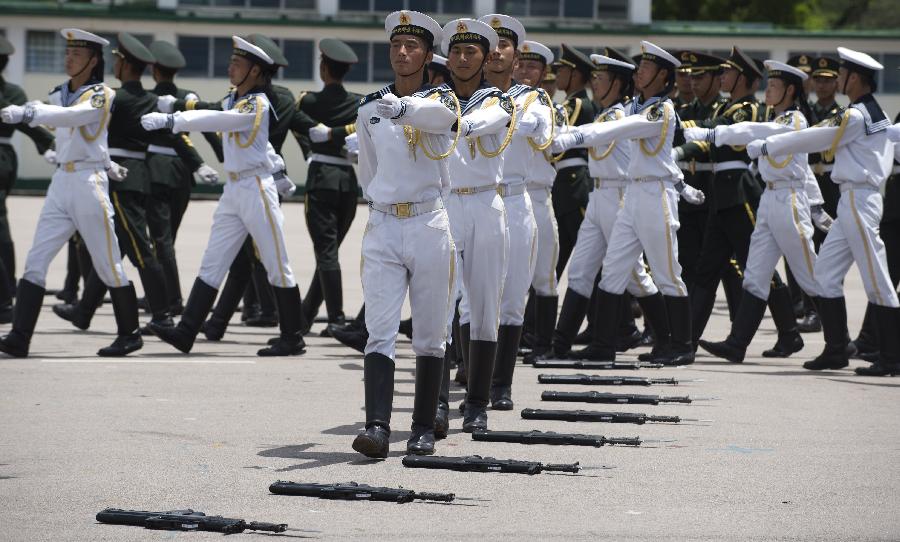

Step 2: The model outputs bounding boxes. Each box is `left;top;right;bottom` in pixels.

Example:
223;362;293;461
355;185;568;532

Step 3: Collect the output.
359;85;394;107
507;83;532;100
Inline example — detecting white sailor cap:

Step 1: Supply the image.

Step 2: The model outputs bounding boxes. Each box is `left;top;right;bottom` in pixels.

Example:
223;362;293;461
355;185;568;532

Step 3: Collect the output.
441;18;498;56
431;54;448;67
764;60;808;82
479;14;526;48
385;10;442;48
60;28;109;50
519;41;554;65
640;40;680;69
232;35;274;66
590;53;636;75
837;46;884;77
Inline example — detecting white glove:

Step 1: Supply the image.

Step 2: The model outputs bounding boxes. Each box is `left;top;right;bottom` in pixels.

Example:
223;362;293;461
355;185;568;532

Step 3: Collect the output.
273;171;296;197
671;147;684;162
195;163;219;185
887;123;900;142
676;181;705;205
309;123;331;143
746;140;764;160
0;105;25;124
141;112;173;131
375;94;403;119
107;161;128;182
811;205;834;233
550;131;581;154
683;127;713;143
517;111;543;136
344;132;359;154
43;149;57;164
157;95;177;114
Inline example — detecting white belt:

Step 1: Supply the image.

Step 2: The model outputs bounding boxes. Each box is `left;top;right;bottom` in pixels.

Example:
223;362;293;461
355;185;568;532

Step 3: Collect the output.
308;153;351;167
813;163;834;175
57;160;106;172
527;183;551;193
594;178;628;189
554;158;588;171
226;165;271;181
0;137;12;145
713;160;749;173
677;160;714;172
631;176;675;184
452;183;497;195
369;197;443;218
147;144;178;157
497;183;527;197
109;147;146;160
765;179;807;191
839;182;877;193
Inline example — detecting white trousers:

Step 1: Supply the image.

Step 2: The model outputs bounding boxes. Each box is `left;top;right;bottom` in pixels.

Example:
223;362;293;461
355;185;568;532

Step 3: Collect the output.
197;175;296;289
599;181;687;297
23;168;128;289
499;191;537;326
567;186;657;299
743;186;820;299
529;187;559;296
362;207;456;358
815;187;899;307
447;191;509;341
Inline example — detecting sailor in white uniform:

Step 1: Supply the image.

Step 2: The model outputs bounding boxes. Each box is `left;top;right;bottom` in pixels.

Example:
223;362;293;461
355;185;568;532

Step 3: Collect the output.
141;36;304;357
751;47;899;376
0;28;142;358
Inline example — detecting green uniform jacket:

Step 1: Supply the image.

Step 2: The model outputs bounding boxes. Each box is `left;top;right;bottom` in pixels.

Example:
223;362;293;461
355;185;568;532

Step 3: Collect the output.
808;99;845;215
0;78;54;190
675;94;729;215
148;82;211;186
883;111;900;225
107;80;157;193
291;83;360;191
552;88;596;215
681;94;763;211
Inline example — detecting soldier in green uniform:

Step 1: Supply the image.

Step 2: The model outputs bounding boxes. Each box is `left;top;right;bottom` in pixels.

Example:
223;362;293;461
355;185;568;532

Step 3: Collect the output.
682;47;801;356
53;33;176;332
146;39;223;317
294;38;361;333
672;54;695;108
0;36;55;321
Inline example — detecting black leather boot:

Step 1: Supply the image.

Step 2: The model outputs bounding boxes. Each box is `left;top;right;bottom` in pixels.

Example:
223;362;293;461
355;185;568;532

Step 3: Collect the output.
635;292;671;362
319;268;346;337
245;265;278;327
150;278;218;353
568;289;622;361
408;355;443;455
804;296;850;370
490;325;523;410
52;271;106;330
539;289;589;361
0;279;44;357
454;323;470;386
660;295;694;366
699;289;767;363
796;291;821;332
138;261;174;334
300;268;324;334
200;262;250;341
434;345;452;440
722;261;744;322
850;303;880;362
463;339;497;432
0;241;18;296
689;282;718;347
99;282;143;357
398;318;413;340
762;284;804;358
855;305;900;376
352;352;394;459
160;255;184;316
258;285;306;356
525;295;558;359
616;292;643;352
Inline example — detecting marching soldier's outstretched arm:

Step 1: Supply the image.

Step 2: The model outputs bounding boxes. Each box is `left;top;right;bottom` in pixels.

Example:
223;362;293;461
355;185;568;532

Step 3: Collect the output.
764;110;864;156
0;85;54;154
23;89;113;128
710;120;800;147
355;112;376;193
171;107;261;133
455;97;511;137
575;111;667;148
391;95;458;134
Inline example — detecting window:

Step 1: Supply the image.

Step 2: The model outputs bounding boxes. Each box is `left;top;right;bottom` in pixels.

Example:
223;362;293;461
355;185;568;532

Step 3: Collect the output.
494;0;625;19
343;42;370;83
341;41;393;83
282;39;314;79
597;0;629;19
339;0;471;13
176;35;314;80
26;31;64;73
883;54;900;93
179;36;210;77
178;0;315;7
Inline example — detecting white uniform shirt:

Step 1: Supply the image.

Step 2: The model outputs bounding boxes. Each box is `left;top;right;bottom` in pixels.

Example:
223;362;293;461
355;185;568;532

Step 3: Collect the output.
171;90;273;174
29;82;115;167
502;84;553;185
356;85;458;206
443;83;513;189
764;94;892;189
585;101;630;181
527;102;567;188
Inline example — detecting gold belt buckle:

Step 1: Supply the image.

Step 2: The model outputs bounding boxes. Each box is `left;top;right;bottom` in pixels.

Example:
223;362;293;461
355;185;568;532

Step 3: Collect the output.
814;163;823;176
690;160;696;175
456;187;475;195
64;162;75;172
496;185;506;197
229;171;239;181
767;181;775;190
393;202;412;218
594;179;602;189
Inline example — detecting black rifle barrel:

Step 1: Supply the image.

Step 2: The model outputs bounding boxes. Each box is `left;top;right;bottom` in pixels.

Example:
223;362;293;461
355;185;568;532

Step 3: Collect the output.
95;508;286;534
532;360;663;370
537;374;681;386
521;408;684;424
269;481;454;503
402;454;580;475
541;390;692;405
472;429;641;447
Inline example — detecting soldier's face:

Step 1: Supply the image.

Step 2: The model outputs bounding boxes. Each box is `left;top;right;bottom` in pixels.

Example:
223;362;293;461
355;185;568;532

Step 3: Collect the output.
516;59;545;86
690;72;712;96
720;67;739;92
764;77;789;107
556;65;572;91
65;47;97;78
448;43;486;80
676;71;693;95
228;55;254;86
487;38;516;73
590;71;614;99
390;35;429;77
813;75;838;99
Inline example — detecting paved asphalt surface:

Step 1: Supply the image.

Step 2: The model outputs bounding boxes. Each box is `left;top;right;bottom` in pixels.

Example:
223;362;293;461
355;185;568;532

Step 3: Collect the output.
1;196;898;541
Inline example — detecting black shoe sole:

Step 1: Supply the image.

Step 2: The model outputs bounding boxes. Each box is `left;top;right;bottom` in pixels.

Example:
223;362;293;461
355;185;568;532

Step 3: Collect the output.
802;360;849;371
491;400;514;411
352;435;388;459
0;344;28;357
698;340;744;363
97;339;143;357
406;445;435;455
762;336;804;358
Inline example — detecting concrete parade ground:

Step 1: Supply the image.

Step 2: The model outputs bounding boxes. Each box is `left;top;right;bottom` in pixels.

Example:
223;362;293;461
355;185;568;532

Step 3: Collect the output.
0;195;898;541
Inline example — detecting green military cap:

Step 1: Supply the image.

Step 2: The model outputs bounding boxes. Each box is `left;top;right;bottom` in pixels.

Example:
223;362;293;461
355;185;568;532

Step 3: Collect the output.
787;54;813;74
248;34;288;67
149;40;186;70
812;56;840;78
559;43;593;77
319;38;358;64
723;45;763;80
115;32;155;65
688;52;726;75
0;35;14;56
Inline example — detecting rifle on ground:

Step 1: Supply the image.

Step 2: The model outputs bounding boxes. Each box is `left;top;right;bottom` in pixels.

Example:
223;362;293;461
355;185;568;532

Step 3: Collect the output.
521;408;711;425
402;454;580;475
472;429;643;447
95;508;287;534
537;374;699;386
269;481;454;503
541;390;717;405
532;360;663;370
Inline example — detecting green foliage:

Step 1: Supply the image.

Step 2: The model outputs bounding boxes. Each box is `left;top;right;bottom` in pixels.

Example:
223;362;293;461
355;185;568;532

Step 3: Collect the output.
653;0;900;30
